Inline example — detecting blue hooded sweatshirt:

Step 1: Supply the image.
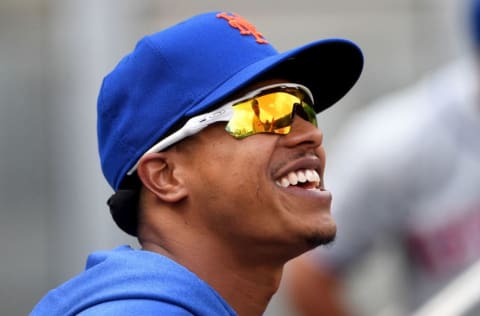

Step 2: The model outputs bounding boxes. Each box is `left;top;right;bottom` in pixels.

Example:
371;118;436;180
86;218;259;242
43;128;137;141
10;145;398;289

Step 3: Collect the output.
30;245;237;315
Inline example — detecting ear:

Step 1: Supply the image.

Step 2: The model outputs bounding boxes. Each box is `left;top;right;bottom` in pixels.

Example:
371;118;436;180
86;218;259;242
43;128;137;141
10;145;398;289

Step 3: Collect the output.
136;152;188;203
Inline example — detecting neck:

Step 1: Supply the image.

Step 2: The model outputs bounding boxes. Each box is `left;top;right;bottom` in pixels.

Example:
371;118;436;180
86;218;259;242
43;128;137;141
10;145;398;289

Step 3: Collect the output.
141;235;285;316
201;254;283;316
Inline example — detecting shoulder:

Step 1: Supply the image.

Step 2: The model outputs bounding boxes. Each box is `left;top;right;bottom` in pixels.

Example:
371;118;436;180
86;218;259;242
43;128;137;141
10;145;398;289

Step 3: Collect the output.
31;246;236;316
77;299;194;316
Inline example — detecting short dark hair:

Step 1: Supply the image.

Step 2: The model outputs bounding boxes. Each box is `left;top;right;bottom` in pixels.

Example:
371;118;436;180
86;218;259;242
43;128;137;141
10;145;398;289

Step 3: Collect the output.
107;174;142;236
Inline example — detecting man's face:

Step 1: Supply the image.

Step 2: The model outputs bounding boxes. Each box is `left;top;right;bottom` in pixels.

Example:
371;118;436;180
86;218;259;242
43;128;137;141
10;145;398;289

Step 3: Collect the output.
171;81;335;261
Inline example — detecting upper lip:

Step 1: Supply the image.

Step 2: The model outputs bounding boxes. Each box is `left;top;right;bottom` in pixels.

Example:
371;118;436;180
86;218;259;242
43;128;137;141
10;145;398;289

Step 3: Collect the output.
273;154;324;189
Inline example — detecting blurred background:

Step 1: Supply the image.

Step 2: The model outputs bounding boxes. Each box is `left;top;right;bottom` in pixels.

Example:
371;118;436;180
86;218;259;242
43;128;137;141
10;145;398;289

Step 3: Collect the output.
0;0;471;315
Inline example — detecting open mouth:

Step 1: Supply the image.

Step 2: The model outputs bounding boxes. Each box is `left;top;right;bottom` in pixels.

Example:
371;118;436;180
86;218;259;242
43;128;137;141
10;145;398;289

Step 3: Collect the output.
275;169;321;190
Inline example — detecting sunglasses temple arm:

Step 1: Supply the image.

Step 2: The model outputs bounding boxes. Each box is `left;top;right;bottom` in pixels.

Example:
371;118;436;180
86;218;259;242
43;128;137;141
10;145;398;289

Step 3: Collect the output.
146;106;233;155
126;108;232;175
126;120;201;175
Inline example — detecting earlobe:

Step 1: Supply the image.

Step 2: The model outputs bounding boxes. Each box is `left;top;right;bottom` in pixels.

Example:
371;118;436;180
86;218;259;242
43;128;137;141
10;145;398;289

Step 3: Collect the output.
137;152;188;203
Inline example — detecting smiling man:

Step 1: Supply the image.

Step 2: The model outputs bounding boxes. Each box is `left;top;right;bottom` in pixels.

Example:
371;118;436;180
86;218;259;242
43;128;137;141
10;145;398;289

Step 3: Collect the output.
31;11;363;316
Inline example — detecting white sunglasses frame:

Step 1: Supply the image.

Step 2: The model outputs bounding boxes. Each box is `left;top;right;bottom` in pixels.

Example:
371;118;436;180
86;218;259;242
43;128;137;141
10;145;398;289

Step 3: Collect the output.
127;82;314;175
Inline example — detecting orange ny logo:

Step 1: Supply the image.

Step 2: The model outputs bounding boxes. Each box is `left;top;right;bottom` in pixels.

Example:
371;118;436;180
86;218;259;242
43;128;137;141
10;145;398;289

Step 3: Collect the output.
217;12;268;44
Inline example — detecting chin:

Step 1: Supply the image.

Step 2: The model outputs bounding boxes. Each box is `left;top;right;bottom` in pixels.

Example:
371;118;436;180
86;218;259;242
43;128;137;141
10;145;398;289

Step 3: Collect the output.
305;232;336;249
304;223;337;249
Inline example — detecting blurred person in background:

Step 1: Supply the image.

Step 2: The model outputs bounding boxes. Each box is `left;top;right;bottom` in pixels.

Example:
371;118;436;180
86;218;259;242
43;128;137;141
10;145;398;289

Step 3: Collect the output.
286;0;480;315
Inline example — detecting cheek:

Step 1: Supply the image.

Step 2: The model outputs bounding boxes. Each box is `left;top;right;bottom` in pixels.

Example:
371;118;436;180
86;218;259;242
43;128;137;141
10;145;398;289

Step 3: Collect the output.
197;141;276;219
210;136;274;180
184;131;278;204
210;151;266;201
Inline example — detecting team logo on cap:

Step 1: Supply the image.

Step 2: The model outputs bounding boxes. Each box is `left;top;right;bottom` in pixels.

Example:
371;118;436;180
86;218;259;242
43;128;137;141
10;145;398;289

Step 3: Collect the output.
216;12;268;44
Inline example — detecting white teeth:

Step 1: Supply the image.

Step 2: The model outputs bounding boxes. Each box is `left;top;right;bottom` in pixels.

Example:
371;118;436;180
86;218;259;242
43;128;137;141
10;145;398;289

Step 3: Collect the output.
280;178;290;188
297;170;307;183
287;172;298;185
305;169;320;183
276;169;321;188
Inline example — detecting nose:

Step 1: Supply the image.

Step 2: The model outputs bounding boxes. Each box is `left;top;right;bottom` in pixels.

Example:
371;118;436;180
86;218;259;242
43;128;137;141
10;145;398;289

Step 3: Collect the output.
281;116;323;149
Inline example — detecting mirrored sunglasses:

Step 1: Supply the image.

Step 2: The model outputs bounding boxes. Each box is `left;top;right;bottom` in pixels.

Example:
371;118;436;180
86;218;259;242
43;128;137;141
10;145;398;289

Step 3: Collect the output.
127;83;317;175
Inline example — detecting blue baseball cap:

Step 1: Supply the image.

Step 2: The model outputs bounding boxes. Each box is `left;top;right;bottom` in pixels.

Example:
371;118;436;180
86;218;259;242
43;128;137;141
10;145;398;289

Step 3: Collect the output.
98;11;364;191
471;0;480;45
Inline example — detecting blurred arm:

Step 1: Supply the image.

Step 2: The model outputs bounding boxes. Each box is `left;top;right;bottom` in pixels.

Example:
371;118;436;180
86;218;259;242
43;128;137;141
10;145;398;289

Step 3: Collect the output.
285;255;350;316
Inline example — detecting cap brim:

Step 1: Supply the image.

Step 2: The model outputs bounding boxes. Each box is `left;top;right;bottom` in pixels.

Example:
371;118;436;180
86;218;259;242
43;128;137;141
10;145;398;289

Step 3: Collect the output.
186;38;363;116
